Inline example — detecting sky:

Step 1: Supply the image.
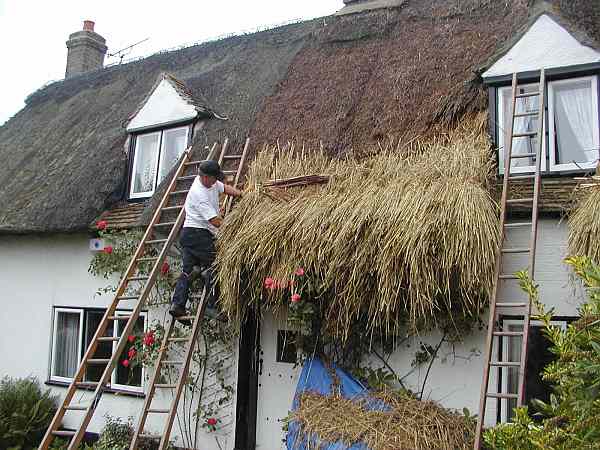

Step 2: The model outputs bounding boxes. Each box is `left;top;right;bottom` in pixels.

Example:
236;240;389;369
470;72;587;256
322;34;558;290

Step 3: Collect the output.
0;0;344;125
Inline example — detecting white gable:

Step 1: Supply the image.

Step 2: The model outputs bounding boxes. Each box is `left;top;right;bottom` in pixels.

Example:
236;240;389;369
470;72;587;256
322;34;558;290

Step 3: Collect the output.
127;79;198;132
483;14;600;79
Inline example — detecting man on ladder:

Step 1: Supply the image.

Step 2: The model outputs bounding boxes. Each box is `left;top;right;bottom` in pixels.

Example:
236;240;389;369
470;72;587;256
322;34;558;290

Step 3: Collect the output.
169;160;242;323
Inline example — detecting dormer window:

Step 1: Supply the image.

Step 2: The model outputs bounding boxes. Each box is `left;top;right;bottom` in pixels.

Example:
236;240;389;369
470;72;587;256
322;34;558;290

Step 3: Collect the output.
484;14;600;175
130;126;189;199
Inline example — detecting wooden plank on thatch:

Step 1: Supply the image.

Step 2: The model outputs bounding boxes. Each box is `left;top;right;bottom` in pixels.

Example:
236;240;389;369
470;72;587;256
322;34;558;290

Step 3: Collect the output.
262;174;329;189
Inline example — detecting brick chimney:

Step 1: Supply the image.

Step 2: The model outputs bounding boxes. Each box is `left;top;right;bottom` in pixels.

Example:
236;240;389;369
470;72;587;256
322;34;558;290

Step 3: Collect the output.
65;20;107;78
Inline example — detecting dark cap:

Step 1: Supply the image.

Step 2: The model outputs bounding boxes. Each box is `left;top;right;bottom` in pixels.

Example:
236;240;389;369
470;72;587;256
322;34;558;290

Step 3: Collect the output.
198;160;224;181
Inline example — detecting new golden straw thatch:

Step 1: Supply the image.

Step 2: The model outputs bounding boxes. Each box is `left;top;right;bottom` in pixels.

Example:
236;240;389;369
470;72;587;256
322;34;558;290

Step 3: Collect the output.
216;113;500;338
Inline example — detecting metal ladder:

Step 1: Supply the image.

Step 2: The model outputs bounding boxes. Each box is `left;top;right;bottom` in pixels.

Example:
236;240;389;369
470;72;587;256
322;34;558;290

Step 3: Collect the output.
130;138;249;449
473;70;545;449
39;138;249;450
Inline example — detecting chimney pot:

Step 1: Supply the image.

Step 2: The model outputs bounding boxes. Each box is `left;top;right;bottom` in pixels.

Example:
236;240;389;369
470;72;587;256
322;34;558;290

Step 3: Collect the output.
83;20;95;32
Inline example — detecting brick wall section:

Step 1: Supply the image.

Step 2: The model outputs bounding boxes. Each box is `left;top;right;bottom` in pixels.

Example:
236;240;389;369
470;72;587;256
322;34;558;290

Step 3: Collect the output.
65;30;107;78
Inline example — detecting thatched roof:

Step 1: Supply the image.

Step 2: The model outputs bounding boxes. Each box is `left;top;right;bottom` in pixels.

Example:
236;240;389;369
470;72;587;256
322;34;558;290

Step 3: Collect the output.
1;0;599;234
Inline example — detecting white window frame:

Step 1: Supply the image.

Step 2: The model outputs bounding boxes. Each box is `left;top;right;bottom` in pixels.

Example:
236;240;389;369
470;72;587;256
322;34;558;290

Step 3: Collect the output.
497;82;547;175
129;125;189;199
548;76;600;172
49;308;147;393
50;308;84;383
500;319;567;422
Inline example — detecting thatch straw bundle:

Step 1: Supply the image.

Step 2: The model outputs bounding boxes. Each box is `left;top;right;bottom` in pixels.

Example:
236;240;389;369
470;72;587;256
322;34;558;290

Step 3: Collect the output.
216;113;499;337
569;186;600;262
289;391;474;450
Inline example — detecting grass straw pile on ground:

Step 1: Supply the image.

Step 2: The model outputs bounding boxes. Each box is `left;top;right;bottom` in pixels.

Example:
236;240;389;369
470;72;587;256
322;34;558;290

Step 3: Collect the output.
569;185;600;262
216;113;499;338
288;390;474;450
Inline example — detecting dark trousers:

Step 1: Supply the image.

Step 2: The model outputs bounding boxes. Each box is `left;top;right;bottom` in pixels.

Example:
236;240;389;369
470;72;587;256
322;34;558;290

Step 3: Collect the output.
172;227;216;308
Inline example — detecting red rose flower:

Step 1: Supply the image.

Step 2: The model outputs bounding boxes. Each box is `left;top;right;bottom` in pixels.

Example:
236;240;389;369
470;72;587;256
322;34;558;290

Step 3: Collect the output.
127;335;136;343
96;220;108;231
291;293;301;303
143;331;155;346
161;261;170;275
264;277;274;289
103;245;113;254
207;418;217;426
294;267;305;277
128;348;137;359
122;359;130;368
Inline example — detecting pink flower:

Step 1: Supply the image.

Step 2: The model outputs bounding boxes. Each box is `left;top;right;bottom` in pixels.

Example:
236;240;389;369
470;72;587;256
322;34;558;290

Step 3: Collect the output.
264;277;275;290
127;335;136;343
291;293;301;303
207;418;217;426
96;220;108;231
143;331;155;346
122;359;130;368
161;261;170;275
128;348;137;359
294;267;305;277
103;245;113;254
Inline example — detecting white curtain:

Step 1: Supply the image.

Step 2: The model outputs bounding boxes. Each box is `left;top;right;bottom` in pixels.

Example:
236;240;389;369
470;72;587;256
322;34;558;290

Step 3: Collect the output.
507;88;539;168
132;132;160;194
554;81;597;165
54;312;80;378
158;127;187;183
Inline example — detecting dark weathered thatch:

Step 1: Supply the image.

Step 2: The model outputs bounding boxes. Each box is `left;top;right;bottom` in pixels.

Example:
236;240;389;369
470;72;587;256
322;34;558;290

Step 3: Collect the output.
1;0;599;234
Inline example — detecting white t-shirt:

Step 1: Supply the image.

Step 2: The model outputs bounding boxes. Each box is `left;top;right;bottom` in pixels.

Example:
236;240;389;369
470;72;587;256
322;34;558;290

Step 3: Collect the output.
183;177;224;234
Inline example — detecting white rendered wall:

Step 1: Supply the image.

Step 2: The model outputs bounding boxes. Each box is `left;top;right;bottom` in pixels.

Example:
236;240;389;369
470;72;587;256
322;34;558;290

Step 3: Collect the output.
255;218;585;438
0;233;237;450
483;14;600;79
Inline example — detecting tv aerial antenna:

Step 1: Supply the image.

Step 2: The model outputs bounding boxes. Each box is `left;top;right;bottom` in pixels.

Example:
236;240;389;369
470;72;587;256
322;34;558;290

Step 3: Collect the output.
108;38;149;64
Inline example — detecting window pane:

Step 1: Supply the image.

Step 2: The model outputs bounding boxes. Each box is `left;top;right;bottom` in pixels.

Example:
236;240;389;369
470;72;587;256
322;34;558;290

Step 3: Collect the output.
115;316;144;387
131;132;160;196
158;127;188;183
500;85;540;171
53;311;80;379
553;79;598;165
84;311;113;382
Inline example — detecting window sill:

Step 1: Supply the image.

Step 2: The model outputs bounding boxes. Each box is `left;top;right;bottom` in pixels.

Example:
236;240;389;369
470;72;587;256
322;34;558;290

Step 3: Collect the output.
45;380;145;398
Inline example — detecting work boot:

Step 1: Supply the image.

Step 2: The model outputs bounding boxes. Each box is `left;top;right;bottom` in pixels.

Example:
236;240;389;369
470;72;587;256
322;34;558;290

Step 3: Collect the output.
169;303;192;326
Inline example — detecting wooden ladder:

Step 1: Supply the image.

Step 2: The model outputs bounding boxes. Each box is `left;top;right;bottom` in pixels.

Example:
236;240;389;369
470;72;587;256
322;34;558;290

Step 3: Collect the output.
473;70;545;449
39;138;249;450
129;138;249;449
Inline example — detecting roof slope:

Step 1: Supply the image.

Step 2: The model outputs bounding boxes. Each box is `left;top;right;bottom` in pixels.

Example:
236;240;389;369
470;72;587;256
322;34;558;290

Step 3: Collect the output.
1;0;599;234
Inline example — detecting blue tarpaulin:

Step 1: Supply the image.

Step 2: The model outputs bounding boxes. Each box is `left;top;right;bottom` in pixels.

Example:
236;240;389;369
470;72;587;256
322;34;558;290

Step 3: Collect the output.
286;358;388;450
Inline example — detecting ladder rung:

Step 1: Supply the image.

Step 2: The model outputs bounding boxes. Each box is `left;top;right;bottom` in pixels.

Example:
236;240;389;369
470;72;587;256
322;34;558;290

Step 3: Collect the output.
153;222;175;228
162;205;183;212
504;222;532;228
168;337;189;342
223;170;237;175
490;361;520;367
496;302;528;308
512;132;537;138
75;382;99;388
493;331;524;337
178;315;196;321
514;111;539;118
501;248;530;254
169;190;189;196
224;154;243;160
515;92;539;98
145;239;167;245
64;405;89;411
127;276;149;281
52;430;76;437
155;383;177;388
161;360;183;365
137;257;158;263
177;175;196;181
506;198;533;204
499;274;519;280
97;336;119;342
185;160;204;166
510;152;536;159
508;174;535;181
108;315;132;321
140;433;162;439
87;359;110;365
487;392;519;399
147;408;170;414
117;295;139;300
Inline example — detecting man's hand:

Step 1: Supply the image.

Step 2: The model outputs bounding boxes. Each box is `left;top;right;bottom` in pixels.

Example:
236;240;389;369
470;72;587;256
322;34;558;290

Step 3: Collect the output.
223;184;242;198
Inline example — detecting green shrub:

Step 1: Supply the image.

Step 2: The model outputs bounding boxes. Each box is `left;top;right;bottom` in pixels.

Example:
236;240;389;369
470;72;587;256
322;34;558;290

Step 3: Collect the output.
0;376;58;449
484;256;600;450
